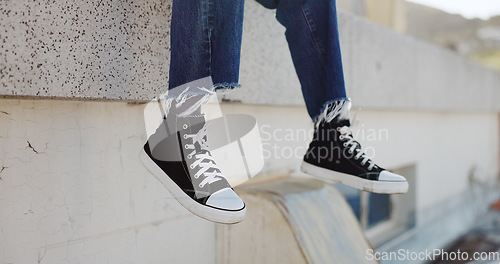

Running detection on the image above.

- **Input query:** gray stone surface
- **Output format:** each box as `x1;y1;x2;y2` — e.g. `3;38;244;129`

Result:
349;17;417;109
228;0;304;107
0;1;499;111
0;0;171;99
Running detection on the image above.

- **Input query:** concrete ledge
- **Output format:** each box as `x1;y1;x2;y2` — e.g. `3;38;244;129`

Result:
220;177;377;264
0;0;499;111
0;0;172;99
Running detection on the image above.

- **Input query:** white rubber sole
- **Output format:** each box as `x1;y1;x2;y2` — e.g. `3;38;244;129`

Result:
139;148;246;224
301;161;409;194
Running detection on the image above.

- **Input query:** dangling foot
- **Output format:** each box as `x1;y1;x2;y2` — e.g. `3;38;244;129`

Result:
141;88;245;224
301;100;409;194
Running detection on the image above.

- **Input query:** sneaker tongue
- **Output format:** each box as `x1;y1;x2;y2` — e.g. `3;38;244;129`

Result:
324;118;351;128
336;119;351;127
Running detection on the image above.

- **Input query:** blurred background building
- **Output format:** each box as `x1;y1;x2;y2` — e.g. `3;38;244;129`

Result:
339;0;500;70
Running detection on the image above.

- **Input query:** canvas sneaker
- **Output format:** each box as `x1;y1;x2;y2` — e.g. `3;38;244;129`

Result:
140;94;246;224
301;101;409;194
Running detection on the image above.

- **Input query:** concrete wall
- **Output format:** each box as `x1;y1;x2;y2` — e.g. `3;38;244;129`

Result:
338;0;410;34
220;178;378;264
0;99;218;263
1;99;498;262
337;0;366;16
1;0;499;263
231;2;500;112
220;103;499;220
1;0;499;113
0;0;172;99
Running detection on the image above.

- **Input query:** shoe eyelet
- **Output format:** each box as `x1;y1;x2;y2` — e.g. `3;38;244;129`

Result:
361;162;366;166
184;145;188;149
343;143;348;147
354;156;359;160
194;175;199;179
336;127;341;131
190;164;194;169
339;135;344;140
183;134;187;139
183;124;188;129
348;150;353;154
187;154;192;159
368;167;372;171
199;184;203;188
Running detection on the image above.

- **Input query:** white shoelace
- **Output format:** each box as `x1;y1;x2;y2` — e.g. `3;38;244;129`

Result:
337;126;375;170
184;123;223;188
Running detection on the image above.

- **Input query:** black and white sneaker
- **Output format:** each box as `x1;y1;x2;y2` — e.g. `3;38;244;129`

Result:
140;95;246;224
301;100;409;194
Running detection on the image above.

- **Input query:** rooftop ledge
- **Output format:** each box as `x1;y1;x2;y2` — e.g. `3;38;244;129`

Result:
0;0;499;112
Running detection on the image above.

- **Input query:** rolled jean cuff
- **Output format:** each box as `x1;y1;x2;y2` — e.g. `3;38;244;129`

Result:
312;97;351;123
214;82;241;95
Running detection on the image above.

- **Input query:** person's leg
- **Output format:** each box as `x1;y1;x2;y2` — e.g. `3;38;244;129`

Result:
168;0;245;91
255;0;408;194
274;0;348;120
141;0;247;224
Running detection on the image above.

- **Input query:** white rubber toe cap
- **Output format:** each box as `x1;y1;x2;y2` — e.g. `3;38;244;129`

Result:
206;188;245;211
378;171;407;182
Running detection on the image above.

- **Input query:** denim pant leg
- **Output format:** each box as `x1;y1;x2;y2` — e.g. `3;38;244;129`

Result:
169;0;245;90
271;0;348;120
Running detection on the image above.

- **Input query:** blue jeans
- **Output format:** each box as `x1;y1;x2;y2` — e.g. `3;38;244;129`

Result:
169;0;348;120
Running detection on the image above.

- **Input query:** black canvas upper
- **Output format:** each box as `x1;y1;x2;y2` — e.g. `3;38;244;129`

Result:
303;119;384;180
144;115;231;205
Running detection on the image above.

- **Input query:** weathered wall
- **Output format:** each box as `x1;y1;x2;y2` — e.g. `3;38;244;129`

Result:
0;99;498;262
1;0;499;263
1;0;499;112
0;99;217;263
0;0;172;99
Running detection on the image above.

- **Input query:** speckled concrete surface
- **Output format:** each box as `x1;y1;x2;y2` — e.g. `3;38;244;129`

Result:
0;0;336;103
0;0;171;100
233;0;304;107
0;0;498;109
